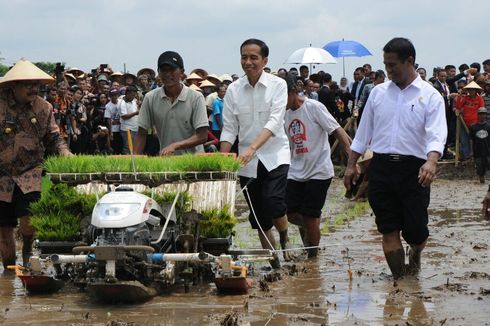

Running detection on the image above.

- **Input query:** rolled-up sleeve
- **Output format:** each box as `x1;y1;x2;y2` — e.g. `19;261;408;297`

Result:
425;92;447;156
220;89;238;144
264;79;287;136
191;93;210;129
350;90;374;155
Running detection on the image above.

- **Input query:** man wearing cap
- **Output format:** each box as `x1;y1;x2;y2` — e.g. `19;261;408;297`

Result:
220;39;292;267
0;59;72;269
470;107;490;183
344;38;447;280
134;51;208;156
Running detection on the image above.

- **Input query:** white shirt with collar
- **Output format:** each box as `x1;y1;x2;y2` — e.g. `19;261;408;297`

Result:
351;75;447;160
221;72;290;178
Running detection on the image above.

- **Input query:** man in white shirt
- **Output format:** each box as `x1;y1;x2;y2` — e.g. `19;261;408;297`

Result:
344;38;447;279
104;88;122;154
119;85;139;154
220;39;292;267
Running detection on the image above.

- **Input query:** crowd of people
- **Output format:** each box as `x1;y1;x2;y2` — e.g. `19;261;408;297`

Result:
1;37;489;280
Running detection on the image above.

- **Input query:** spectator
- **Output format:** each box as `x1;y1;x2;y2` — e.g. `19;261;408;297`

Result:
211;84;227;139
119;85;140;154
455;81;485;161
470;107;490;183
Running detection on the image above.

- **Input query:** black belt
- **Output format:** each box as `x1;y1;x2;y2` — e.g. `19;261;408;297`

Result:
373;153;418;162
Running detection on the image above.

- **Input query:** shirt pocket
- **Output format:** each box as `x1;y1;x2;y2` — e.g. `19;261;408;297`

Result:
238;107;253;126
256;106;270;124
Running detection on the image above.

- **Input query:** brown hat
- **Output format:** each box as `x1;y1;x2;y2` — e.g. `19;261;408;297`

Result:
463;81;483;90
188;84;202;93
122;72;137;80
0;58;54;86
137;68;156;79
206;74;221;84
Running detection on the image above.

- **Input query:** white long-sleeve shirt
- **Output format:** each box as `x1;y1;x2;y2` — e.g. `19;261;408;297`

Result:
221;72;290;178
350;75;447;159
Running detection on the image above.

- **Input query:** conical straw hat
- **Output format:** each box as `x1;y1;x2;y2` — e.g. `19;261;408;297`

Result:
199;79;216;88
463;81;482;90
0;58;54;86
186;72;203;81
189;84;202;92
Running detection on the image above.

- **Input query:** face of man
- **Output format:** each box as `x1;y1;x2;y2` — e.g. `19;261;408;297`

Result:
125;90;136;101
139;76;149;87
110;93;119;103
300;67;309;78
446;67;456;78
217;85;227;99
305;80;314;94
383;52;413;85
484;63;490;74
241;44;268;82
47;89;57;101
12;81;41;104
340;77;347;87
78;80;87;91
73;89;83;102
353;70;364;82
159;65;183;88
417;68;427;80
437;71;447;84
375;75;385;84
363;64;372;75
313;82;320;92
57;83;67;97
102;84;110;94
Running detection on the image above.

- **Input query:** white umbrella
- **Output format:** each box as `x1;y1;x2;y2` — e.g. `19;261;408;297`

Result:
285;47;337;66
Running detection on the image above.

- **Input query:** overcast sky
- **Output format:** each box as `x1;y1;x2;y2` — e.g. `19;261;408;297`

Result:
1;0;489;82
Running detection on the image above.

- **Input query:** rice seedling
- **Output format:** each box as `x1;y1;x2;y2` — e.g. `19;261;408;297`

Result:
44;155;241;174
199;204;238;238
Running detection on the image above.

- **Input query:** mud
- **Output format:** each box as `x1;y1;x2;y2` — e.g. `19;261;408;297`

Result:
1;178;489;325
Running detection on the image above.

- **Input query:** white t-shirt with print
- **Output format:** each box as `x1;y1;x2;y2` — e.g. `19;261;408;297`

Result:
284;98;340;181
118;98;139;132
104;100;121;132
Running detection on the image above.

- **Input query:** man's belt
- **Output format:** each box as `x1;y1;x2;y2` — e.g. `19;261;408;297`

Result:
373;153;418;162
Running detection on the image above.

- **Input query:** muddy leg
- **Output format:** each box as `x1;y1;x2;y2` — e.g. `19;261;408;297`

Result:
273;215;293;261
0;227;16;270
382;231;405;279
19;216;35;267
407;240;426;275
287;212;307;246
303;216;320;258
258;229;280;268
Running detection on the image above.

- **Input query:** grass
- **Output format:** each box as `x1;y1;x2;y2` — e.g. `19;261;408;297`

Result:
321;201;371;235
43;155;241;174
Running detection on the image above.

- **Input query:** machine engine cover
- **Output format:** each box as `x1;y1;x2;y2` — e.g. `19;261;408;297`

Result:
92;191;164;228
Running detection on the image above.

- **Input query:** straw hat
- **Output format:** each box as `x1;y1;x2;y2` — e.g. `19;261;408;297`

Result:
463;81;482;90
66;67;84;77
0;58;54;86
137;68;156;79
189;84;202;93
206;74;221;84
190;68;208;79
199;79;216;88
357;149;373;163
186;72;203;81
122;72;137;80
65;73;77;81
219;74;233;83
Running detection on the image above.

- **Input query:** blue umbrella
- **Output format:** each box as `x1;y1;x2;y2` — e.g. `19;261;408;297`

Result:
323;39;372;77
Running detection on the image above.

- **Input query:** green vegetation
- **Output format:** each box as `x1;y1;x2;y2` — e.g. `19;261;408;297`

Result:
199;205;238;238
321;201;371;234
142;190;193;221
43;155;241;174
30;184;97;241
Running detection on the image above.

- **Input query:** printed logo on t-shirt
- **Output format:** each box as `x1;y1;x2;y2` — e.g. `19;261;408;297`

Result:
288;118;308;154
476;129;488;139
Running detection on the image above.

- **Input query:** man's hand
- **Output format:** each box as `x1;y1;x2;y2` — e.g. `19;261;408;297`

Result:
159;143;178;156
343;164;358;190
238;146;256;166
418;160;437;187
482;191;490;220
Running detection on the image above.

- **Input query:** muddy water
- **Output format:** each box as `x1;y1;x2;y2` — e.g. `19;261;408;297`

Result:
1;179;489;325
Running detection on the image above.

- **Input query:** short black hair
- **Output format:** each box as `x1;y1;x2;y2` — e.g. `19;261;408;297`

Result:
240;38;269;57
354;67;364;73
283;75;296;93
445;65;456;71
459;63;469;71
470;62;481;72
383;37;416;64
321;73;332;83
375;70;385;79
483;59;490;66
300;65;308;71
